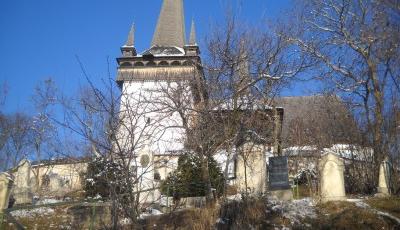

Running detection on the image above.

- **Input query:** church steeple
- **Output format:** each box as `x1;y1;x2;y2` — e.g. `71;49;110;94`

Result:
151;0;186;48
189;19;197;46
121;23;137;57
125;23;135;47
184;19;200;56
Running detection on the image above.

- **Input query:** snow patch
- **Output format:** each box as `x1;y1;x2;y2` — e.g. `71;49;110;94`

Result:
267;198;317;225
139;208;163;219
11;207;55;218
226;194;242;201
35;198;62;205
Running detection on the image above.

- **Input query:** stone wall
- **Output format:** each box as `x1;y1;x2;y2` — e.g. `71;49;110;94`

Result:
11;160;87;202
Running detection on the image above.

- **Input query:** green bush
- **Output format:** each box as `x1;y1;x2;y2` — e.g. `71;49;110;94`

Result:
84;157;130;199
160;154;225;199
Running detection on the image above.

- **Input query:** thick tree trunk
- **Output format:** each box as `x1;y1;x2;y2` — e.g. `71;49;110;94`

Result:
370;64;386;187
201;155;213;203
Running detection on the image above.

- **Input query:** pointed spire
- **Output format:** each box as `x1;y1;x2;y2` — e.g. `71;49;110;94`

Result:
121;23;137;57
125;23;135;47
152;0;186;48
189;19;197;45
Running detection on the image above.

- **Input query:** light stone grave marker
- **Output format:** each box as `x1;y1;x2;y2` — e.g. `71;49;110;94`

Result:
377;158;391;196
0;173;13;213
319;153;346;202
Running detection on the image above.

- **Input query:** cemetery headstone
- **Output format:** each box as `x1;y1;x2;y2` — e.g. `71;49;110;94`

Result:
0;173;13;213
268;156;290;190
377;158;391;196
319;153;346;202
268;156;292;201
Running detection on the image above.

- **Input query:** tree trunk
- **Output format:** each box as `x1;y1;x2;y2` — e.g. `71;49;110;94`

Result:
201;155;213;203
370;63;386;187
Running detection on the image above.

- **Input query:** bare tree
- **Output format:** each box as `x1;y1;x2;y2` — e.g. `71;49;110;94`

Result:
196;13;312;196
30;78;59;196
0;81;7;109
293;0;400;186
0;82;9;168
57;66;168;228
0;113;32;171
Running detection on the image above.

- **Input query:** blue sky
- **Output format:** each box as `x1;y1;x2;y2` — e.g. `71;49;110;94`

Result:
0;0;314;114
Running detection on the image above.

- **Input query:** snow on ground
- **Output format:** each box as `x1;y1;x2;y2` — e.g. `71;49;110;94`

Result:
159;196;174;207
226;194;242;201
267;198;317;225
11;207;55;218
35;198;63;205
139;208;163;219
119;218;132;226
215;218;225;224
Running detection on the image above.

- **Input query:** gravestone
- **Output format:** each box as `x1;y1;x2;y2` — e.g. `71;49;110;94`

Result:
377;158;391;196
0;173;13;212
319;153;346;202
268;156;292;201
13;159;33;204
235;143;267;195
269;156;290;190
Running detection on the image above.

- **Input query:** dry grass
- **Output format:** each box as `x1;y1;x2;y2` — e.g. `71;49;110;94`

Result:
309;201;399;230
216;198;283;229
4;197;400;229
225;185;238;196
3;206;73;230
138;198;278;230
3;203;111;230
366;196;400;219
293;185;313;199
138;205;218;230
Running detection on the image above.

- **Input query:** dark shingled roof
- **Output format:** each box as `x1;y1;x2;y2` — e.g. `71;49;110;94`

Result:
152;0;186;48
275;95;357;147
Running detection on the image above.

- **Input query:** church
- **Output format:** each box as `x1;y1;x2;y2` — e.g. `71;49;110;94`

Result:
9;0;284;205
114;0;285;203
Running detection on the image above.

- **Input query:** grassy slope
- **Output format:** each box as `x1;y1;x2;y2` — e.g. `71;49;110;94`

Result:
3;197;400;229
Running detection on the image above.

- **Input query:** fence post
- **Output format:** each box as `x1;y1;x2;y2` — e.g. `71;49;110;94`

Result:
90;203;96;230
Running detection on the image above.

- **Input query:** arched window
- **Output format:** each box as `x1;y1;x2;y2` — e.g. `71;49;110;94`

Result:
171;61;181;66
183;60;193;66
146;61;156;66
120;62;132;67
159;61;169;66
134;62;144;67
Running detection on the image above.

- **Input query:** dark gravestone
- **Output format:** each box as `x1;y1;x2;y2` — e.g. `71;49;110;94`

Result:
268;156;290;190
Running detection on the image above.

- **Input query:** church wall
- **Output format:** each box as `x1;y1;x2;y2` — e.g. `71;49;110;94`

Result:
120;80;192;154
119;79;194;204
12;162;87;200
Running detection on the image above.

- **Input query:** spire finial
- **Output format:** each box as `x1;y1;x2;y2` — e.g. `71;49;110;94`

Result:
125;23;135;47
152;0;186;47
121;23;137;56
189;18;197;45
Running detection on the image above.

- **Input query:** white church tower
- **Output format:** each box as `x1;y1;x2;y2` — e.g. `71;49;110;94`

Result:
116;0;204;203
116;0;203;160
